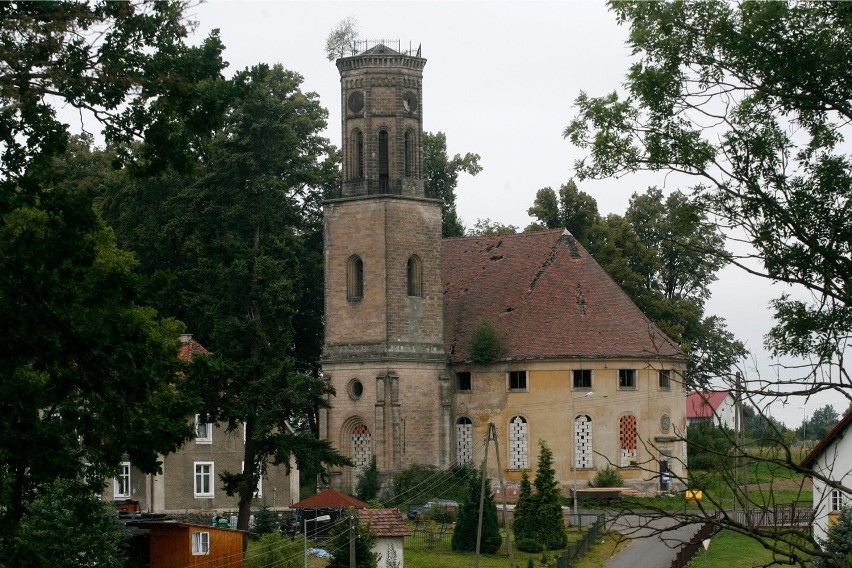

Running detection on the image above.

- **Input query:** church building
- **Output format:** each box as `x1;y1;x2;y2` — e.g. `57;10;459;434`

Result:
320;43;688;496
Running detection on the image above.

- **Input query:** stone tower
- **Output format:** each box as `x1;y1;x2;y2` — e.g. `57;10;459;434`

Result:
320;43;451;492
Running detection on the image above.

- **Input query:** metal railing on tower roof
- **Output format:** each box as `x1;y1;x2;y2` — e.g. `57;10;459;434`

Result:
346;39;422;58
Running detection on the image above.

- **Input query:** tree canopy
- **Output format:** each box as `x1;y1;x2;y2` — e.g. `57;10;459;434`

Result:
565;1;852;561
423;131;482;237
0;0;225;536
566;0;852;399
96;63;350;531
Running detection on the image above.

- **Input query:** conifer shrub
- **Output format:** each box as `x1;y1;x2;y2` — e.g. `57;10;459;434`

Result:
451;466;502;554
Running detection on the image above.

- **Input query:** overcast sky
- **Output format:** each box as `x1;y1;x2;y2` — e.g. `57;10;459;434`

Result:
188;0;838;428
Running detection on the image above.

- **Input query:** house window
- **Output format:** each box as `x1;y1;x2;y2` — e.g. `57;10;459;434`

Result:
378;130;389;190
404;130;414;177
407;255;422;297
574;415;593;469
831;489;846;512
508;415;528;469
195;414;212;444
192;531;210;555
194;462;214;498
351;129;364;178
242;461;262;498
346;255;364;301
618;369;637;389
456;372;472;392
659;370;671;390
619;415;638;467
114;462;130;498
573;370;592;389
508;370;528;391
456;417;473;465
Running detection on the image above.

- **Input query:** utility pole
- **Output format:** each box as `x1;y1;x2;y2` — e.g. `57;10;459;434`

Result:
475;423;515;568
349;513;356;568
474;425;490;568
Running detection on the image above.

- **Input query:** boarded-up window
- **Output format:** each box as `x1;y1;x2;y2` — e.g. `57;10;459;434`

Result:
619;415;637;467
456;417;473;465
509;415;528;469
347;255;364;301
407;255;422;297
574;415;593;469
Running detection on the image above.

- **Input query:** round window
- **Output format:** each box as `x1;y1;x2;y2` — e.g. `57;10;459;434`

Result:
348;379;364;400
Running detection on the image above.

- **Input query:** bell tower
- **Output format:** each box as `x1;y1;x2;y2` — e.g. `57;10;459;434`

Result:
321;42;451;492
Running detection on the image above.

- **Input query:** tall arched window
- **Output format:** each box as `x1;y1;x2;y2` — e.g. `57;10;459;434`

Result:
378;130;389;190
407;255;422;297
404;129;414;177
351;129;364;179
456;417;473;465
619;414;637;467
574;414;593;469
508;415;529;470
347;255;364;301
351;424;372;478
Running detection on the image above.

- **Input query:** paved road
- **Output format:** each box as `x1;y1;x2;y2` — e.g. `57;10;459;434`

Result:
603;514;702;568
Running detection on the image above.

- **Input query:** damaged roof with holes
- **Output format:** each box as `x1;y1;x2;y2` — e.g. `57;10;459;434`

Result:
442;229;684;363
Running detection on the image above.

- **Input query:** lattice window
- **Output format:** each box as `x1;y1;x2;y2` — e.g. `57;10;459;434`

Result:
351;424;372;476
574;415;593;469
619;415;637;467
456;417;473;465
508;415;528;469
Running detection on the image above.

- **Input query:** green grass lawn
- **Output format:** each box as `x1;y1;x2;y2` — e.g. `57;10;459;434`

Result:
689;530;811;567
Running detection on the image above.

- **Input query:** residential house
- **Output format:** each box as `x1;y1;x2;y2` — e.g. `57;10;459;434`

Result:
801;410;852;542
686;390;739;429
105;335;299;514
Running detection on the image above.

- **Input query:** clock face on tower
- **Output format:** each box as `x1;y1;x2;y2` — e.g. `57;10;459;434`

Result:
348;91;364;113
402;91;418;113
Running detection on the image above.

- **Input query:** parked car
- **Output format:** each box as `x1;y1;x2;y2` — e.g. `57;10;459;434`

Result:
407;499;459;520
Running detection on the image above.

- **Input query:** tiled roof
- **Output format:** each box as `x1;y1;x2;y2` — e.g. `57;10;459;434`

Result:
292;488;368;509
442;230;684;363
178;335;210;362
357;508;410;537
686;391;731;418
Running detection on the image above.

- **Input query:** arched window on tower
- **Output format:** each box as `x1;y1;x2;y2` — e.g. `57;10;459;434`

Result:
404;129;415;177
347;255;364;301
351;424;372;480
407;255;422;297
378;130;389;191
508;415;529;470
351;129;364;179
619;414;637;467
456;417;473;465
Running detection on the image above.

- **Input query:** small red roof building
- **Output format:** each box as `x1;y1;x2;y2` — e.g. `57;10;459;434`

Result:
179;334;211;361
686;391;731;419
357;508;411;537
292;488;368;509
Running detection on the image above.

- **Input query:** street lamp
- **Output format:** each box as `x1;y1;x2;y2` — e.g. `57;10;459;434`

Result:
799;406;807;449
304;514;331;568
572;391;594;525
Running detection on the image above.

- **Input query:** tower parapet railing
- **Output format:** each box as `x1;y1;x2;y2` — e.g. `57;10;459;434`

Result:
345;39;422;58
330;178;438;200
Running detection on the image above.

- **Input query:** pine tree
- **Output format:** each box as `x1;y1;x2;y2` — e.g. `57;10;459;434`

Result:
512;471;535;543
813;506;852;568
452;466;502;554
327;515;377;568
356;455;381;502
533;441;567;549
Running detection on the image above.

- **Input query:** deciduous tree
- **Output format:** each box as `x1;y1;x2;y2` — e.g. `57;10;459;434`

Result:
423;132;482;237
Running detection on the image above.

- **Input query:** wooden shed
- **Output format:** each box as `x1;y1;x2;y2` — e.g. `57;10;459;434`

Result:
133;521;247;568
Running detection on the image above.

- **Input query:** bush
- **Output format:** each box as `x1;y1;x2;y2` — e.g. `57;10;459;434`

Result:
516;538;545;553
253;504;278;535
246;532;303;568
452;466;501;554
469;319;505;364
356;455;381;501
589;465;624;488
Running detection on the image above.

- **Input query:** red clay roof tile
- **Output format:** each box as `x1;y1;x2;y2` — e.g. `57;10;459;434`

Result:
442;230;684;363
356;508;411;537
